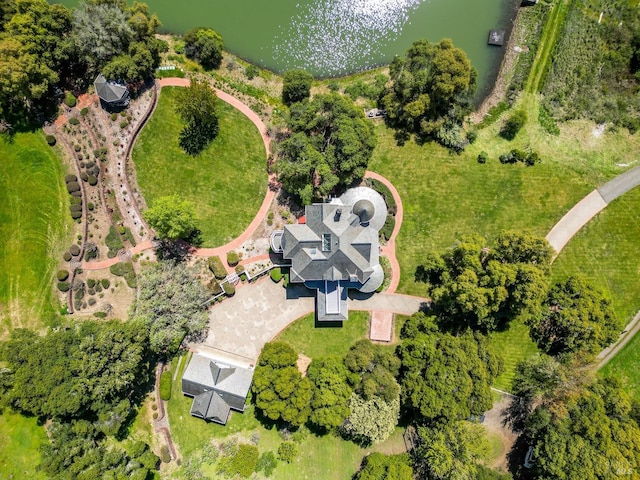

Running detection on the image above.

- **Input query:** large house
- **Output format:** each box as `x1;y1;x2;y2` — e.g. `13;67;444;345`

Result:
181;354;254;424
271;187;386;321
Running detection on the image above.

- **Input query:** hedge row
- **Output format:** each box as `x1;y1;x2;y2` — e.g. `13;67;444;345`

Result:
208;256;227;279
366;178;397;216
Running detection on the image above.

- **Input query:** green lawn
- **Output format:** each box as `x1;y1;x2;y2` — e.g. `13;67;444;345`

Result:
0;132;70;338
274;311;370;358
0;410;48;479
490;320;539;392
132;86;266;247
552;187;640;400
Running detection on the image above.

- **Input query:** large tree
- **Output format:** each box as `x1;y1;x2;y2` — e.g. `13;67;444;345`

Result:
133;260;209;355
397;313;502;424
144;194;200;241
252;342;312;426
276;92;376;204
344;339;400;404
380;38;476;146
341;394;400;445
281;69;313;106
415;232;551;332
307;356;352;431
354;453;413;480
528;275;620;359
175;78;219;155
184;27;223;70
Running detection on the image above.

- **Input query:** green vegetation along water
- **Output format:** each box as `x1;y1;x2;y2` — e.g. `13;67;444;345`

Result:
54;0;517;96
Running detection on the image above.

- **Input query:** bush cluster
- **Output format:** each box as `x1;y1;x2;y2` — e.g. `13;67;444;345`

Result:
105;226;124;258
381;215;395;241
208;256;227;279
64;91;77;108
223;282;235;296
277;442;298;463
499;109;527;140
499;149;541;166
227;251;240;267
68;117;80;126
57;281;70;292
57;270;69;281
365;178;396;216
46;135;56;146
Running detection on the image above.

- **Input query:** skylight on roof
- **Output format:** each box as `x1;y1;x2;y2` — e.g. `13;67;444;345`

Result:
322;233;331;252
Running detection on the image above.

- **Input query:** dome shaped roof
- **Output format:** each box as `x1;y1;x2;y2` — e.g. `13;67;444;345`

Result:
353;199;375;223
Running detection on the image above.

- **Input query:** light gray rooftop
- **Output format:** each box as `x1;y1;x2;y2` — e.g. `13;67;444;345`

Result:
182;353;254;398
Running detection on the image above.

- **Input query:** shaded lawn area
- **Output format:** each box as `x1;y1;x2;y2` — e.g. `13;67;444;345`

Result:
274;310;370;358
552;187;640;400
0;410;48;479
167;352;406;479
0;132;70;338
490;319;539;392
132;86;266;247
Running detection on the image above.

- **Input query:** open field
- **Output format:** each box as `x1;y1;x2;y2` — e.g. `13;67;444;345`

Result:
167;351;406;479
132;87;266;247
0;410;47;479
601;333;640;401
0;132;71;338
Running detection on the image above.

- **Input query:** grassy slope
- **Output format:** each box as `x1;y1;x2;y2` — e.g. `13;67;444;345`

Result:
0;410;47;479
552;187;640;399
0;132;70;338
132;87;266;247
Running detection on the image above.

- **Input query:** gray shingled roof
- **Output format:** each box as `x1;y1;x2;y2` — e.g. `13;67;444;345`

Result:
190;390;231;424
94;74;129;104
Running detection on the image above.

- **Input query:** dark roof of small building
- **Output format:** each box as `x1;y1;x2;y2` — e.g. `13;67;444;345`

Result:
94;74;129;103
488;30;506;46
190;390;231;424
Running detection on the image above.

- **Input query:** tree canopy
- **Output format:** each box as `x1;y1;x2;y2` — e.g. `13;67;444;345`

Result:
307;356;352;431
341;394;400;445
252;342;312;426
175;78;219;155
282;69;313;106
397;313;502;424
344;339;401;404
354;453;413;480
528;275;620;359
133;260;209;355
415;232;552;332
276;92;376;204
380;38;476;146
144;194;200;242
184;26;223;70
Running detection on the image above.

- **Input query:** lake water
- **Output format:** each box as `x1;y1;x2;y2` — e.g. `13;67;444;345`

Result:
55;0;518;96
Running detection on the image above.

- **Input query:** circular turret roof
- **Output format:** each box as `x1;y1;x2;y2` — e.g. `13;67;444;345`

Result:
353;199;375;223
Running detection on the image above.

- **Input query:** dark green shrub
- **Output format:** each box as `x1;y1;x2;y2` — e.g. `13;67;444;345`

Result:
80;107;88;116
88;297;96;306
93;311;107;318
95;283;102;293
64;91;77;108
70;204;82;213
57;281;70;292
46;135;56;146
87;279;96;288
277;442;298;463
245;64;258;80
381;215;395;241
66;181;80;193
87;202;94;211
120;120;129;129
208;279;223;295
270;268;282;283
282;272;289;288
121;227;136;247
63;251;72;261
223;282;235;296
73;144;81;152
101;278;110;289
70;196;82;206
525;151;541;166
466;129;478;144
80;171;89;182
87;166;99;178
160;445;171;463
256;451;277;477
477;151;488;164
227;251;240;266
70;209;82;219
71;190;82;197
235;264;245;274
84;243;98;261
160;371;172;400
69;244;80;256
56;270;69;281
500;109;527;140
88;175;98;186
208;256;227;279
87;288;95;295
110;113;118;121
124;272;136;289
110;261;133;277
366;178;396;216
106;226;124;257
68;117;80;126
65;174;77;183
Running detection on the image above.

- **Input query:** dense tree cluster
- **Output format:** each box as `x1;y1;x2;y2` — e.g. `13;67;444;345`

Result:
184;26;223;70
281;69;313;106
252;342;312;426
276;92;376;204
528;275;620;359
509;358;640;480
0;320;158;477
133;260;209;355
306;356;352;431
174;78;220;155
354;453;413;480
341;394;400;446
416;231;553;332
397;313;503;424
380;38;476;147
0;0;161;124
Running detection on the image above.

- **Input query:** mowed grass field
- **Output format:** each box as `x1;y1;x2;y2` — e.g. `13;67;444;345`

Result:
552;186;640;400
0;410;47;479
132;86;266;247
0;132;70;338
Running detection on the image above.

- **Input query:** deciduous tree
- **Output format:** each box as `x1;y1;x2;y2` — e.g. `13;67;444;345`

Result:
144;194;199;241
341;394;400;445
307;356;352;430
354;453;413;480
184;27;223;70
282;69;313;106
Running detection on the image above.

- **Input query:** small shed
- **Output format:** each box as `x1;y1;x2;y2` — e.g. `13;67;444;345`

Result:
94;74;130;108
488;30;506;46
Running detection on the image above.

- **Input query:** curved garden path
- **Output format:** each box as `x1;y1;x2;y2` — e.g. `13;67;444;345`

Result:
543;164;640;369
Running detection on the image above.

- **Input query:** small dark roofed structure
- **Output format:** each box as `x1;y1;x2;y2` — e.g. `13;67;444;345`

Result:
94;74;130;108
181;354;253;425
488;30;506;46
